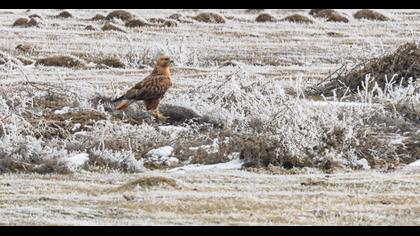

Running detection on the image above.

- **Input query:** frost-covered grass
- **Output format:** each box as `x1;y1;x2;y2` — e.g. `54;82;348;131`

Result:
0;9;419;174
0;9;420;226
0;169;419;225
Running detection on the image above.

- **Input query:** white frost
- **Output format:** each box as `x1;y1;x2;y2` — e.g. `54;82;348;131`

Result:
66;153;89;169
169;158;243;173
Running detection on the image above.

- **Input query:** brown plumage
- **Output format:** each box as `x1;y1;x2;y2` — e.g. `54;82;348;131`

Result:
112;55;174;121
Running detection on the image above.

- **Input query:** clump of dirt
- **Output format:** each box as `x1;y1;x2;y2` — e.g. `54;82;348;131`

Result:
353;9;389;21
255;13;276;22
35;55;85;68
105;10;134;22
94;57;125;68
161;20;177;27
101;22;126;33
312;43;420;97
125;19;151;28
12;18;38;27
115;176;177;191
309;9;349;23
90;14;106;21
281;14;313;23
192;12;226;23
84;25;97;31
56;11;72;18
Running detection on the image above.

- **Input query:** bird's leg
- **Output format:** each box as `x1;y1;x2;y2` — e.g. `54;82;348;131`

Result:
150;109;168;122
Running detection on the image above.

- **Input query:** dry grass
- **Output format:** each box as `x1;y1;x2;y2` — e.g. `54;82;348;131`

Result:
90;14;106;21
255;13;276;22
35;55;85;68
125;19;151;28
0;170;418;225
281;14;313;24
105;10;134;22
354;10;389;21
114;176;177;191
312;43;420;96
101;22;126;33
56;11;72;18
309;9;349;23
84;25;97;31
192;12;225;24
12;18;38;27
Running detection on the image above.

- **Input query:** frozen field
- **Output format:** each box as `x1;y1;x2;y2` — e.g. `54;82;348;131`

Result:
0;9;419;225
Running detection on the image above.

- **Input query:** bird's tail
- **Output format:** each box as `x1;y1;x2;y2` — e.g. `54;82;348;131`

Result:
112;95;130;110
115;100;130;110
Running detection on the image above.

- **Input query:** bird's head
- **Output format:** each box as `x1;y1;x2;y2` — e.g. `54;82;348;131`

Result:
156;55;174;68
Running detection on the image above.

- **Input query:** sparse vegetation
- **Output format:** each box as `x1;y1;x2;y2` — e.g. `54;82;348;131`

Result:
105;10;134;22
281;14;313;24
101;22;126;32
354;9;389;21
255;13;276;22
192;12;225;23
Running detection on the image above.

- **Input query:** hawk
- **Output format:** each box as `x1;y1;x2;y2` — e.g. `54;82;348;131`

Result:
112;55;174;121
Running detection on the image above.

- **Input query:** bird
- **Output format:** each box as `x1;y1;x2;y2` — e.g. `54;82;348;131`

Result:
112;55;174;122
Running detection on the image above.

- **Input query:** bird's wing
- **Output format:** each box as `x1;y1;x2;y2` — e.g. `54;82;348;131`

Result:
123;74;171;101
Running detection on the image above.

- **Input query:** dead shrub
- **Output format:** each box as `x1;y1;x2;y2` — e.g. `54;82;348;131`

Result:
35;55;85;68
101;22;126;33
56;11;72;18
354;9;389;21
192;12;226;23
312;43;420;96
90;14;106;21
281;14;313;23
125;19;151;28
33;92;73;110
105;10;134;22
12;18;38;27
255;13;276;22
309;9;349;23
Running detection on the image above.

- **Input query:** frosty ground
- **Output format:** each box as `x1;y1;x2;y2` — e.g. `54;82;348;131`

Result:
0;9;419;225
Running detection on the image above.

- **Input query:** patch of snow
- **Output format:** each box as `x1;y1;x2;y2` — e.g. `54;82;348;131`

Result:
356;158;370;170
65;153;89;170
146;146;178;166
54;106;71;114
189;138;219;154
404;159;420;171
71;123;81;131
146;146;174;158
169;158;243;173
